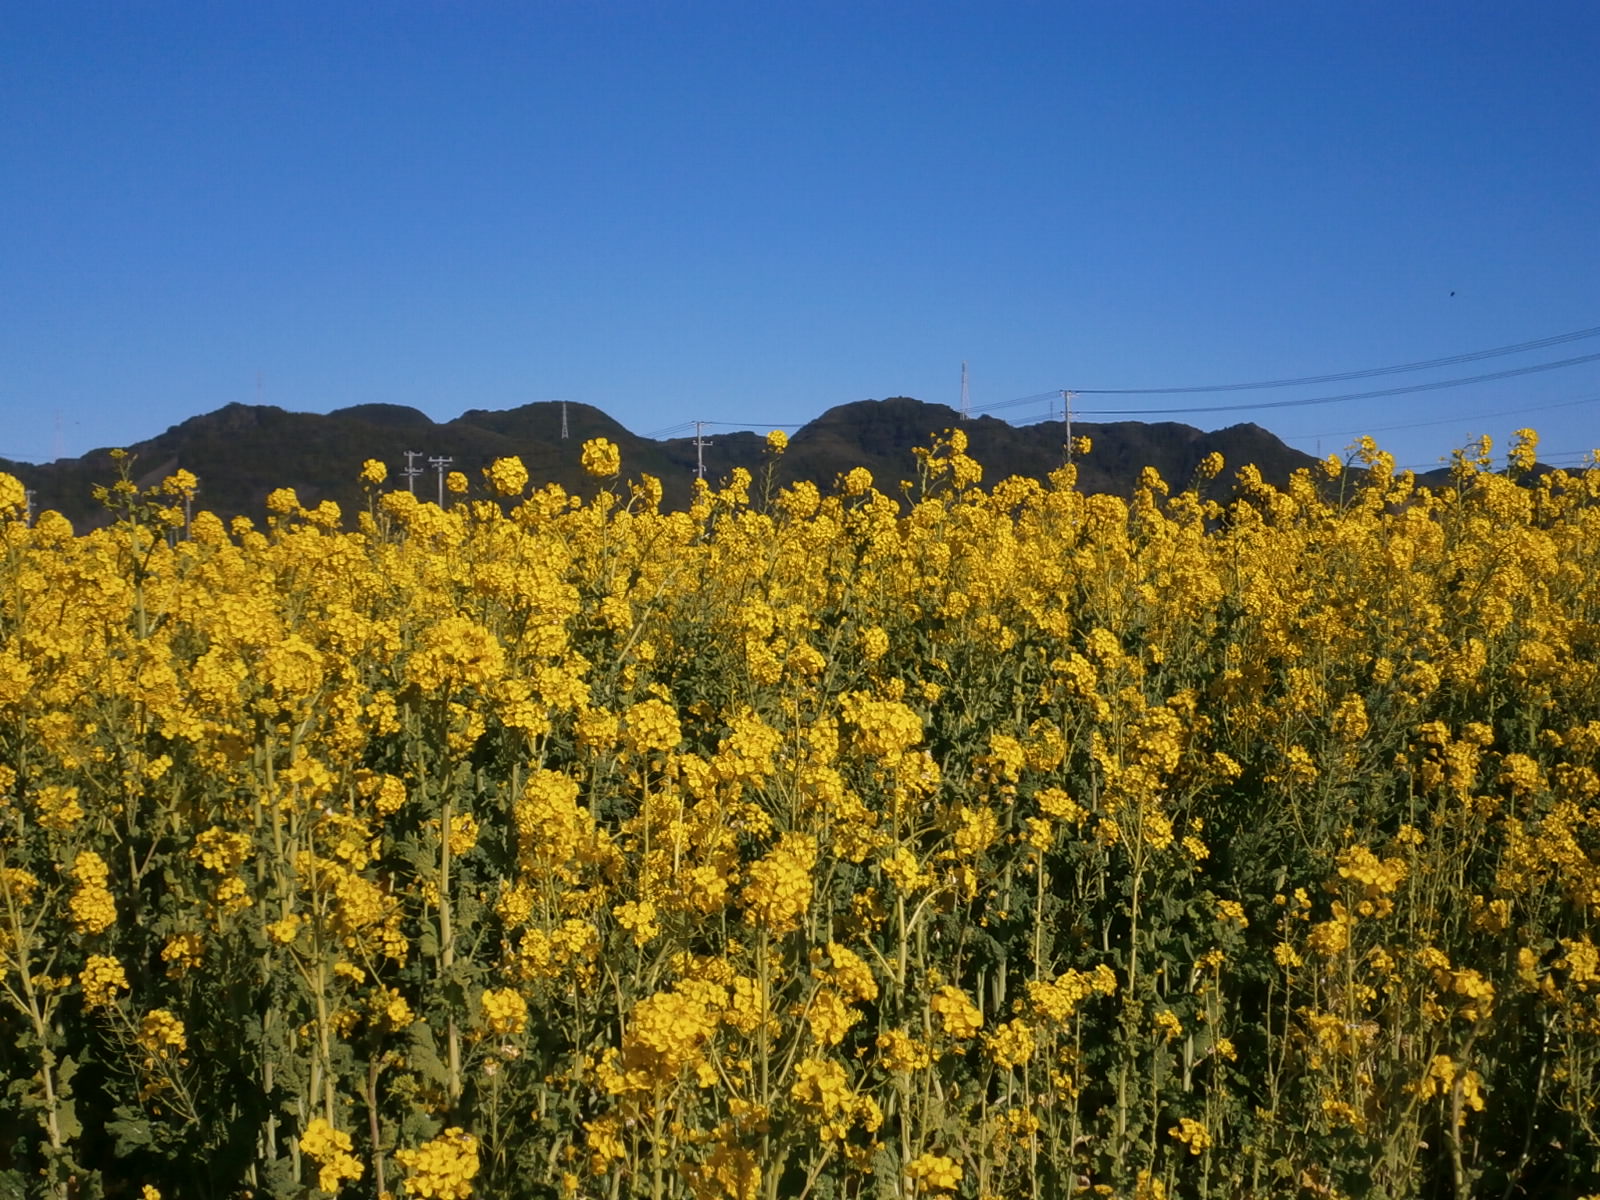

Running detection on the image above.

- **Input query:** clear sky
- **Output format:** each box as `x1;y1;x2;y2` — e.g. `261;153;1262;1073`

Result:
4;2;1598;475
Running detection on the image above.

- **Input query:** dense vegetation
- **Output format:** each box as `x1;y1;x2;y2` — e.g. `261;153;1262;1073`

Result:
0;428;1595;1199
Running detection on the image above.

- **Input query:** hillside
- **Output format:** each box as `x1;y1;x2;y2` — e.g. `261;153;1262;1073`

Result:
1;397;1324;526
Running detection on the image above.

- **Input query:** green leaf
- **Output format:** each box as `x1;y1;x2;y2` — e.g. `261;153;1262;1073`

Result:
56;1096;81;1143
108;1105;154;1154
405;1021;449;1087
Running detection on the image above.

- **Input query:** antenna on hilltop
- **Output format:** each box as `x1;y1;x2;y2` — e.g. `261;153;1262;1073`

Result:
960;362;970;420
561;400;569;441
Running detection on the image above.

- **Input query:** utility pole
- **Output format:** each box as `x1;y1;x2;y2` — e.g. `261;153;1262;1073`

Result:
960;362;970;420
1063;390;1075;463
692;422;713;481
23;490;35;527
403;451;425;494
429;455;453;507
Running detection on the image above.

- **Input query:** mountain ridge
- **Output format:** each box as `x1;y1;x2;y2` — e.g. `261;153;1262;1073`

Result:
2;396;1333;527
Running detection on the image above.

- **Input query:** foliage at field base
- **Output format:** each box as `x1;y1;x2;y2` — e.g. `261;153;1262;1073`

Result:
0;428;1597;1200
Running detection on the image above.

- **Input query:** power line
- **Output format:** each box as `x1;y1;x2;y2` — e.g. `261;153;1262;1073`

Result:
1284;394;1600;444
1074;323;1600;395
970;391;1061;416
1073;351;1600;417
697;420;807;430
645;421;696;439
623;326;1600;446
1393;452;1597;474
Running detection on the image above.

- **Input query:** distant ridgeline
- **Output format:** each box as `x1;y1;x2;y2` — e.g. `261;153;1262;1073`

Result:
0;396;1332;527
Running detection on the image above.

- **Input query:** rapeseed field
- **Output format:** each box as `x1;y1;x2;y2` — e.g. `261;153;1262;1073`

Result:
0;428;1596;1199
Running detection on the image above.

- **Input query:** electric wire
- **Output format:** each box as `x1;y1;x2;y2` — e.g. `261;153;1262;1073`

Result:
1283;394;1600;445
1073;351;1600;417
969;391;1061;416
1394;453;1595;474
639;325;1600;465
698;420;807;430
644;421;696;439
1074;323;1600;394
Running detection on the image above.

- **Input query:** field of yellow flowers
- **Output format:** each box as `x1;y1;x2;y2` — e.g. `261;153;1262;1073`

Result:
0;427;1597;1200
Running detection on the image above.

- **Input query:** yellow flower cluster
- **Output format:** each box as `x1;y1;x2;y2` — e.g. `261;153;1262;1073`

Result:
395;1127;480;1199
839;691;924;765
580;437;621;478
484;456;529;497
192;827;252;873
1416;1055;1486;1118
80;954;128;1009
929;985;983;1040
299;1117;365;1193
479;986;528;1035
619;987;719;1080
161;932;204;977
789;1056;881;1141
876;1027;933;1073
1169;1117;1212;1155
33;784;83;831
1026;966;1118;1025
741;833;816;934
139;1008;187;1059
70;851;117;935
904;1152;962;1192
985;1017;1036;1068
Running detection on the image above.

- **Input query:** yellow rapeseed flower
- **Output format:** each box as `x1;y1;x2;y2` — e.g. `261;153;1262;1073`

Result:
581;437;621;478
395;1127;479;1199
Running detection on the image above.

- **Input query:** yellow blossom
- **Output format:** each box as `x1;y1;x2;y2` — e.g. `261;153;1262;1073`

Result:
80;954;129;1009
581;437;621;478
904;1153;962;1192
475;986;526;1036
395;1127;480;1199
300;1117;365;1193
930;985;983;1039
1169;1117;1212;1155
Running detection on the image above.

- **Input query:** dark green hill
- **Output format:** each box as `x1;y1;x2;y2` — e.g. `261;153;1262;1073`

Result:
3;396;1329;528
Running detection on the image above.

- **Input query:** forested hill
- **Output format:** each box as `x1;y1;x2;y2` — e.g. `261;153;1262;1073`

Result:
2;396;1324;526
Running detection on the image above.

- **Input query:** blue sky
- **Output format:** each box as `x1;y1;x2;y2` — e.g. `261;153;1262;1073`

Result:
4;2;1597;474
